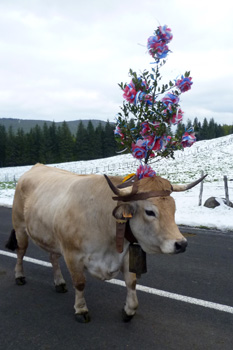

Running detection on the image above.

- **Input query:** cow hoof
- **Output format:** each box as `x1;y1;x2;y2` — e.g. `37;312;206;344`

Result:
55;283;68;293
75;312;91;323
122;309;134;322
15;277;26;286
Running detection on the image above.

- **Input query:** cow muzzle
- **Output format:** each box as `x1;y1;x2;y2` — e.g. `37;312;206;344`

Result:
174;239;188;254
160;238;188;254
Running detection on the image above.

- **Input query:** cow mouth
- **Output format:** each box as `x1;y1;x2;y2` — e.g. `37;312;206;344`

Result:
141;245;163;254
155;239;188;255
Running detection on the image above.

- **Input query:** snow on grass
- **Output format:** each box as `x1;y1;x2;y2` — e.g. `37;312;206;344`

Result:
0;134;233;231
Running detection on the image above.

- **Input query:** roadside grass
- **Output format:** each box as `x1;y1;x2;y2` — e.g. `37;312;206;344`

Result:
0;182;16;190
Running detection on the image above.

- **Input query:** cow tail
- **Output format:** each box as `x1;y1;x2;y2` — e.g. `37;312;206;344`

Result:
5;229;18;251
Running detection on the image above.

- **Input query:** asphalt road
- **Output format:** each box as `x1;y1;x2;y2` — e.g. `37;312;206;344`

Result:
0;206;233;350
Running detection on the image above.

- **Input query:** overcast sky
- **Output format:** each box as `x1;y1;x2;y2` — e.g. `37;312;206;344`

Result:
0;0;232;125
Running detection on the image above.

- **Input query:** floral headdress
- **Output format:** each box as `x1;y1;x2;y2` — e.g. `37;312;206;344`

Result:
114;25;195;180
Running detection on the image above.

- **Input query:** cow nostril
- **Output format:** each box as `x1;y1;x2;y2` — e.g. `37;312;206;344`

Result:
175;240;188;254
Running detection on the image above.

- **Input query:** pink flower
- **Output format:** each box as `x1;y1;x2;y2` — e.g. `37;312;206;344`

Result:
157;25;173;43
152;135;171;152
123;80;153;105
161;93;179;108
181;130;196;148
140;122;151;136
123;81;137;103
147;38;169;61
175;76;193;93
147;25;172;61
144;135;156;148
114;125;124;140
140;121;160;137
136;164;156;180
169;109;184;125
131;139;148;159
135;91;153;105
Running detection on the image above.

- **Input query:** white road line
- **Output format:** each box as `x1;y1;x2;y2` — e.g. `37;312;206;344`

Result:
1;249;233;315
0;250;52;267
107;279;233;314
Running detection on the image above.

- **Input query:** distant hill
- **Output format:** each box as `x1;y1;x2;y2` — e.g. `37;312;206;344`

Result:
0;118;110;135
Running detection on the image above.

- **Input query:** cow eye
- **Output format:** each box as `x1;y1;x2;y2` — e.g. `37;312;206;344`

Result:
145;210;156;217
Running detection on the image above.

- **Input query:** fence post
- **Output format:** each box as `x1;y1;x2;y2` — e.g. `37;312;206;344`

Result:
198;170;204;206
224;175;230;206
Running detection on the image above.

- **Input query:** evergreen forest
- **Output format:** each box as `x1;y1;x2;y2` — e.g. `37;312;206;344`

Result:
0;117;232;168
0;120;117;167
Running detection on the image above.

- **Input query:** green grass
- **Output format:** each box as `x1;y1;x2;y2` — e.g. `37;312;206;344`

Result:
198;225;211;230
0;181;16;190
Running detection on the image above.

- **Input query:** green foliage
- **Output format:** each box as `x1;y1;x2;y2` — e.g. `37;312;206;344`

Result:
115;27;194;165
0;118;107;135
0;117;232;168
0;181;16;190
0;121;118;167
175;117;233;141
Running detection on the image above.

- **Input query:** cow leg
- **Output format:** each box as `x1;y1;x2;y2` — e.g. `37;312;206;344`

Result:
49;253;67;293
63;251;90;323
15;228;28;285
121;252;138;322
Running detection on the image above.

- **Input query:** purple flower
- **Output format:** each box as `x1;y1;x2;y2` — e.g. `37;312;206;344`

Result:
168;109;184;125
147;25;172;62
131;139;148;159
123;81;137;103
147;37;169;61
136;164;156;180
176;76;193;93
161;93;179;109
181;128;196;147
156;25;173;43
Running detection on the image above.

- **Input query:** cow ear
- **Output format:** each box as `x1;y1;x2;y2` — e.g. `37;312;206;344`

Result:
112;203;135;220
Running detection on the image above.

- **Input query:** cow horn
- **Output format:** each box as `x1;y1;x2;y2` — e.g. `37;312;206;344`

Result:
172;174;208;192
104;175;138;197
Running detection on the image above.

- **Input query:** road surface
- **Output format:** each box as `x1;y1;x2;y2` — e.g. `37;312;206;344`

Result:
0;206;233;350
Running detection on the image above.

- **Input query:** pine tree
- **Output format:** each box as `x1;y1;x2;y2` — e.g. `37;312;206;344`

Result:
14;128;26;165
86;121;96;159
42;123;54;164
175;122;185;138
102;120;117;158
5;126;17;166
49;122;60;163
58;121;74;162
27;125;44;164
74;121;89;160
94;123;104;159
200;118;209;140
193;117;201;140
0;125;7;167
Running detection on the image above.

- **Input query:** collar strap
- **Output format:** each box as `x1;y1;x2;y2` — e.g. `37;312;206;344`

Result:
115;220;137;253
112;190;171;202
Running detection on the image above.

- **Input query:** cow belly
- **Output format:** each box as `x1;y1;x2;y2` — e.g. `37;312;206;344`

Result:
84;253;124;280
25;226;61;255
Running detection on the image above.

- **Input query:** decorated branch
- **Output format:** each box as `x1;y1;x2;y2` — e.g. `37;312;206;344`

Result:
114;25;195;178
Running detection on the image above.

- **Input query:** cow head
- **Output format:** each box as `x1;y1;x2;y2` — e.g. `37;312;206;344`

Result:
105;174;207;255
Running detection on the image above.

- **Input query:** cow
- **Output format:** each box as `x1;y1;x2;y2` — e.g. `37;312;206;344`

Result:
5;163;206;323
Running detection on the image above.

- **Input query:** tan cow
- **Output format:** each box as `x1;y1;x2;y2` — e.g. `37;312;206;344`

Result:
6;163;206;323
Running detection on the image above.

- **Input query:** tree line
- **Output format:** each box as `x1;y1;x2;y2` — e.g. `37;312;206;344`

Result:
0;117;232;168
0;120;117;167
176;117;233;141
